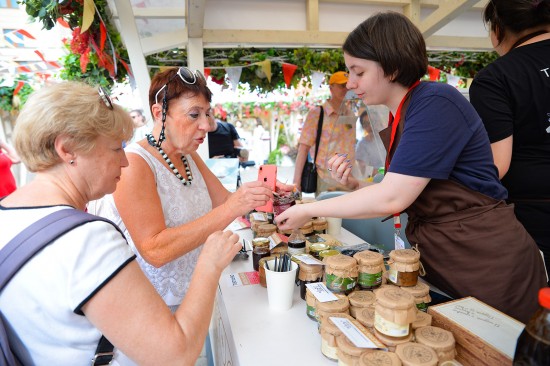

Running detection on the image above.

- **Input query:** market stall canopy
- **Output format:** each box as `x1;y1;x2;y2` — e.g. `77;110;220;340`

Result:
105;0;491;111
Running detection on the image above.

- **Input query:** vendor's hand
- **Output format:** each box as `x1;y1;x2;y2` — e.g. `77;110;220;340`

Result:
275;180;295;193
327;153;356;188
225;180;273;216
273;203;312;231
200;230;241;273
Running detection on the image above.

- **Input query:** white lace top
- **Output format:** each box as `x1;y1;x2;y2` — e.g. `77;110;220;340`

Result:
89;143;213;306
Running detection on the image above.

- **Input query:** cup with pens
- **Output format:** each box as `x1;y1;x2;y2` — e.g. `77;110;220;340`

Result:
264;253;298;311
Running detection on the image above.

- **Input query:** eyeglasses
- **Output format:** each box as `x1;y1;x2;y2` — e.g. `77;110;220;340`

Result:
98;86;113;110
154;67;206;104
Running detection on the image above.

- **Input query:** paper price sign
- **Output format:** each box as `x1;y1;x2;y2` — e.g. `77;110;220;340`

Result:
330;317;380;348
293;254;324;265
305;282;338;302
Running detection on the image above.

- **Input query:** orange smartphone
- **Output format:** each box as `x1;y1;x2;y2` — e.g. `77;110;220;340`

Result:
255;164;277;212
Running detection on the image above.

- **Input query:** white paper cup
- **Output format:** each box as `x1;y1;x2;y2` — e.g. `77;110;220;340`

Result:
327;217;342;235
264;259;298;311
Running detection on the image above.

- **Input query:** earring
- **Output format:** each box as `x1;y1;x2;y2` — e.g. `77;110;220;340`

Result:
70;160;74;165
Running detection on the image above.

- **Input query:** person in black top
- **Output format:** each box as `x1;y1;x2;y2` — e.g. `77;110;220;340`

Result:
470;0;550;282
208;119;248;162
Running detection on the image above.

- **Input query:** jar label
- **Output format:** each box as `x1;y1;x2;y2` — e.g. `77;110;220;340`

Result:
387;268;398;284
374;312;410;337
358;271;382;287
325;273;357;292
306;305;316;319
416;302;428;312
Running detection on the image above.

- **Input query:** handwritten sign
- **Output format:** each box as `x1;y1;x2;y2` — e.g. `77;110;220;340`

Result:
330;317;381;348
305;282;338;302
431;297;524;358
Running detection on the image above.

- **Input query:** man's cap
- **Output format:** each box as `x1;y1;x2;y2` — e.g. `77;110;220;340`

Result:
329;71;349;85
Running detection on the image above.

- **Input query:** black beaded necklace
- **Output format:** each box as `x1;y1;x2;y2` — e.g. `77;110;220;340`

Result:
146;134;193;186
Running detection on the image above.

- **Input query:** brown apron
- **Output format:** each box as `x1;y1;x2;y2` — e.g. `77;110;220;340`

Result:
379;92;547;323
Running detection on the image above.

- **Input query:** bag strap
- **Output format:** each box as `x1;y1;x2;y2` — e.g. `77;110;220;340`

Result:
312;106;324;165
0;208;118;366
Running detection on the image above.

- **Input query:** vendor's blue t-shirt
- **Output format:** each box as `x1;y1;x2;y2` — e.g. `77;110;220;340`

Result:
388;82;507;200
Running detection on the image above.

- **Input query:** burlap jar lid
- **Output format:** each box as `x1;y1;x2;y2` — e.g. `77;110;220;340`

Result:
412;311;432;329
252;237;270;248
356;307;375;328
299;261;324;273
257;223;277;235
312;217;328;230
336;330;385;357
300;220;314;235
376;287;416;310
395;342;439;366
348;290;376;307
320;313;354;335
400;282;429;297
414;326;455;353
354;250;384;265
389;249;420;263
317;295;350;313
325;253;357;270
374;328;413;347
359;350;402;366
298;262;323;281
373;284;395;297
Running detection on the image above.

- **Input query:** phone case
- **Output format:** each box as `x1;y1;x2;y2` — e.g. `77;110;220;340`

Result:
255;164;277;212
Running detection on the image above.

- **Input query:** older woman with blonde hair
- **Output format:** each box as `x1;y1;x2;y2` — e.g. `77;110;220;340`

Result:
0;81;241;365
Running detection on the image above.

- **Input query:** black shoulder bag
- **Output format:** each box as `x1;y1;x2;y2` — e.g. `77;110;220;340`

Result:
301;106;324;193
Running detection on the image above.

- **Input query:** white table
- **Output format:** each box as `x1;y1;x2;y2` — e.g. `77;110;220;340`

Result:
209;227;365;366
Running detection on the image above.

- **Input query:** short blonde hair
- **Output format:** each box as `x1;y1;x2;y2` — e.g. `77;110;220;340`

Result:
13;81;134;172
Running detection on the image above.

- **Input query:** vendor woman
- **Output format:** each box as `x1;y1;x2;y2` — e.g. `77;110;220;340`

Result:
275;11;547;323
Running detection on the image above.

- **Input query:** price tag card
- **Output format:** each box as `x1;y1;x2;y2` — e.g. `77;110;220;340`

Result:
305;282;338;302
293;254;324;265
394;234;405;250
251;212;268;221
228;220;249;231
226;272;260;287
329;317;381;348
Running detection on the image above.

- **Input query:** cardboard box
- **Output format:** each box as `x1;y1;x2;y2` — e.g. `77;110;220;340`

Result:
428;297;524;366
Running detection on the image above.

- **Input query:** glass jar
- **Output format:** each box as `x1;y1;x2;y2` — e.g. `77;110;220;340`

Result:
300;220;314;238
412;310;432;330
359;351;402;366
316;295;350;326
324;254;358;295
312;217;328;234
374;287;416;342
256;223;277;239
400;281;431;312
273;191;296;217
309;243;331;260
252;246;270;271
319;313;352;361
305;287;318;321
298;262;324;300
348;290;376;318
258;255;276;288
387;249;421;287
251;237;270;251
355;307;375;331
319;249;340;261
288;229;306;256
395;342;438;366
353;250;384;290
414;326;456;363
336;326;385;366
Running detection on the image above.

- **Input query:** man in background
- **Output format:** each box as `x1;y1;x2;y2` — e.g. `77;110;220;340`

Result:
208;118;249;163
293;71;356;195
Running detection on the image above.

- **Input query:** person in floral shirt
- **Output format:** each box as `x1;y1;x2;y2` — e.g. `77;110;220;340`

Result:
293;71;356;195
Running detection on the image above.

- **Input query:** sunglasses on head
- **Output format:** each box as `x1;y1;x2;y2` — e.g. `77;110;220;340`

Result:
154;67;206;104
98;86;114;110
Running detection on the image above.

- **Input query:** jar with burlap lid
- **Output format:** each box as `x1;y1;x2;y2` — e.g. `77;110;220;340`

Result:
258;255;276;288
359;350;403;366
336;324;386;366
305;287;318;321
374;287;417;341
400;282;431;312
320;313;353;361
316;294;350;326
354;250;385;290
298;262;324;300
300;220;314;237
348;290;376;318
356;307;375;331
324;254;358;295
256;223;277;238
387;249;421;287
395;342;439;366
412;310;432;329
250;217;268;237
312;217;328;234
414;326;456;364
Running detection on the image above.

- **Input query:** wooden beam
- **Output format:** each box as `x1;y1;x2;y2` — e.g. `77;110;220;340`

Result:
426;35;492;51
419;0;480;38
188;0;206;38
110;7;185;19
202;29;347;47
404;0;421;22
306;0;319;31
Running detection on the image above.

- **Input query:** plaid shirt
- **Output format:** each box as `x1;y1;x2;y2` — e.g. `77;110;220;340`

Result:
299;100;356;193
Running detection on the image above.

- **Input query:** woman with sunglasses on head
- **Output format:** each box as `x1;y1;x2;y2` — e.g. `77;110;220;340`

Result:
0;81;242;365
469;0;550;283
275;11;547;323
89;67;292;313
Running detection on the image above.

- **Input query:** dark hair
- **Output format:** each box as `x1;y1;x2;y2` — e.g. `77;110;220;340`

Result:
484;0;550;43
343;11;428;88
148;67;212;115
